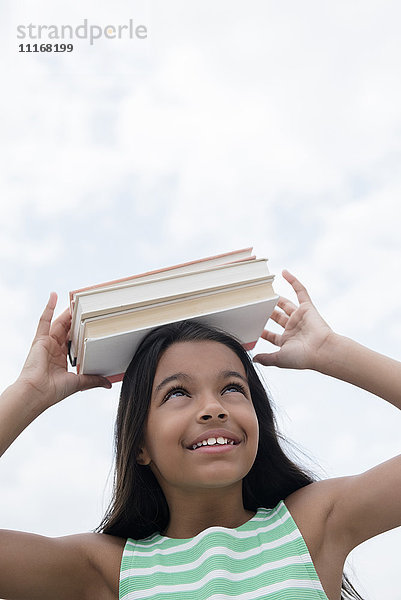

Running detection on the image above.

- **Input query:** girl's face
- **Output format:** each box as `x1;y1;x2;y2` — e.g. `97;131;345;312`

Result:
137;340;259;500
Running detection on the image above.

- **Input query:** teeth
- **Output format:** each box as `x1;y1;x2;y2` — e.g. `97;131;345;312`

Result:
191;437;236;449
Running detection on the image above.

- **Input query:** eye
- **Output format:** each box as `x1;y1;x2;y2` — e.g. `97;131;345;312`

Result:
223;382;247;395
163;386;189;402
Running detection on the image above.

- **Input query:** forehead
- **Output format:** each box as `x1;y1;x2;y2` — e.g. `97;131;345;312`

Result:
154;340;246;379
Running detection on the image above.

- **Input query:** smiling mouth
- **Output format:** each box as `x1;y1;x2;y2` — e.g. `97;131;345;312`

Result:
188;441;240;452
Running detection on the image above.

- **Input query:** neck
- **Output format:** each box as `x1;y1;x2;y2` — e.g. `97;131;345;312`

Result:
161;482;256;539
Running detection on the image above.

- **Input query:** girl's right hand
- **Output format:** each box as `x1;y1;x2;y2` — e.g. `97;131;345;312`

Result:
16;292;112;409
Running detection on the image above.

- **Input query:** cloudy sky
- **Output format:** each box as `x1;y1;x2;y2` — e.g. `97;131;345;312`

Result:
1;1;401;598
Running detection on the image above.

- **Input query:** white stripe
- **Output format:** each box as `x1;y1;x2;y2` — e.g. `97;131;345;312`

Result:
121;574;326;600
121;529;303;579
120;502;329;600
127;505;281;550
124;508;292;558
121;549;311;578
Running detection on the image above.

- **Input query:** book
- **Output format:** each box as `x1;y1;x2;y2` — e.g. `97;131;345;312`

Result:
69;247;255;361
69;247;254;303
69;248;279;382
75;279;275;373
70;258;269;361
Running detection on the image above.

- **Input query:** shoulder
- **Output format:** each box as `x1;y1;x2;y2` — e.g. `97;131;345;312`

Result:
284;480;350;599
284;479;340;556
285;478;340;516
287;455;401;555
0;529;127;600
77;532;127;598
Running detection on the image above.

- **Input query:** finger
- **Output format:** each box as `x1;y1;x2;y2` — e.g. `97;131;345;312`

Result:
50;308;72;346
77;374;112;392
282;270;312;304
35;292;58;338
277;296;297;316
260;329;282;347
269;308;289;329
61;340;70;357
253;351;281;367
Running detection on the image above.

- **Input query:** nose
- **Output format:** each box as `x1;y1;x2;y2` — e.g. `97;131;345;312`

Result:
196;393;228;422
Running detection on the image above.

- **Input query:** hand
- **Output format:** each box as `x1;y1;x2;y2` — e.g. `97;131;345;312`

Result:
17;292;112;409
253;270;334;371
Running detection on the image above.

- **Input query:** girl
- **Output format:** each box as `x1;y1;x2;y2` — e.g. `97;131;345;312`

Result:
0;270;399;600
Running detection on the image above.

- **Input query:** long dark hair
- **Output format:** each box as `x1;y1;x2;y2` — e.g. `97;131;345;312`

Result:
95;320;363;599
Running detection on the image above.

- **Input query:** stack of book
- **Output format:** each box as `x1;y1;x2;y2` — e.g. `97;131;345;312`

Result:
68;248;279;382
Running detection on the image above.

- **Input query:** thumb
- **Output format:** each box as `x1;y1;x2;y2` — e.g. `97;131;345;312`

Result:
253;352;281;367
77;374;112;392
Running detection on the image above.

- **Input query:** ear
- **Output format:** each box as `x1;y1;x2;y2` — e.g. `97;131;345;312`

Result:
136;446;152;466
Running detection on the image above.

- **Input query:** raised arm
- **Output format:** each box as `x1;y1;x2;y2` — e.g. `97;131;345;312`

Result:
0;292;111;457
0;294;113;599
254;270;401;551
254;269;401;410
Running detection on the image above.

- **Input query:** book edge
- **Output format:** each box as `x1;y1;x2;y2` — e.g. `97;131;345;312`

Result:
69;248;254;302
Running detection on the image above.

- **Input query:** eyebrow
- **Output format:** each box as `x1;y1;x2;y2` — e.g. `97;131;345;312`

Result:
221;370;249;385
154;372;191;394
154;370;249;395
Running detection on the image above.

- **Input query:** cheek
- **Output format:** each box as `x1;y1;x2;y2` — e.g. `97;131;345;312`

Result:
244;401;259;432
144;418;181;463
246;409;260;455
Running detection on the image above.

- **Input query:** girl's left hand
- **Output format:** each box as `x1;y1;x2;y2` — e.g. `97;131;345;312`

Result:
253;270;335;371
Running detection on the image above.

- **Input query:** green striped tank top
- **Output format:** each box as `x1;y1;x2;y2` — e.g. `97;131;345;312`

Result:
119;499;329;599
